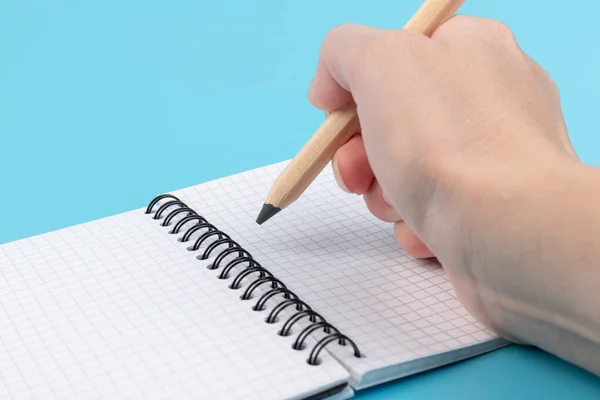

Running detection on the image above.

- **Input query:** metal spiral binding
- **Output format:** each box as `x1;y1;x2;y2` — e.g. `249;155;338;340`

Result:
145;193;361;366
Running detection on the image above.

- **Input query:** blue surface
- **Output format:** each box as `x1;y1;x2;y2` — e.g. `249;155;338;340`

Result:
1;0;600;398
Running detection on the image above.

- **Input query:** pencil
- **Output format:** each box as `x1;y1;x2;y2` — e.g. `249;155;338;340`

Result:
256;0;466;225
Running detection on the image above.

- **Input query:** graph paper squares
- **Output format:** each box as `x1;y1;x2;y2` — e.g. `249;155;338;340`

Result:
172;161;501;385
0;160;502;399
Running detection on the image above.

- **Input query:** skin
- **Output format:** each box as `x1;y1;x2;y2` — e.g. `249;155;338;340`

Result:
308;16;600;376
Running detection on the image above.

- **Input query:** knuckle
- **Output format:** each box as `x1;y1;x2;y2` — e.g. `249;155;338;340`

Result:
361;30;424;70
544;73;562;103
524;55;561;102
431;14;469;39
370;30;419;54
322;23;352;51
321;23;388;83
435;16;518;49
484;20;517;45
540;67;560;95
327;22;354;35
321;23;361;57
326;23;357;40
537;64;557;87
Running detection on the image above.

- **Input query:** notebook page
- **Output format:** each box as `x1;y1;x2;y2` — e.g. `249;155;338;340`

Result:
0;208;351;399
171;161;508;389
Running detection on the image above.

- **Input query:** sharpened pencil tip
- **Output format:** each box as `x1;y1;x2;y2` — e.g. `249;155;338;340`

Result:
256;204;281;225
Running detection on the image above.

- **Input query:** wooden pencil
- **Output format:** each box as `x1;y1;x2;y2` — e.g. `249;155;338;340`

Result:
256;0;466;225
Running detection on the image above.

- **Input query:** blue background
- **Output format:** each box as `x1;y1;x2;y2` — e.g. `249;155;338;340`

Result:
2;0;600;398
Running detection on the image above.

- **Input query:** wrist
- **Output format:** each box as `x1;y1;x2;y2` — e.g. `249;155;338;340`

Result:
469;159;600;374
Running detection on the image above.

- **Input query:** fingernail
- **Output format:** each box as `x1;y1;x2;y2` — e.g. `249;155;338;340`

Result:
332;158;351;193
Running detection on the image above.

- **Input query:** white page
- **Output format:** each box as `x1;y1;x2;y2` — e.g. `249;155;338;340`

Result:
0;206;351;399
170;161;508;389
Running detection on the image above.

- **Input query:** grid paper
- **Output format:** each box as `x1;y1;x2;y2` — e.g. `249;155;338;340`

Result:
0;206;351;399
170;160;507;389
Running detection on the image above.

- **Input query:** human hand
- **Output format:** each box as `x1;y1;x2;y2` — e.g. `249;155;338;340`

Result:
308;16;578;332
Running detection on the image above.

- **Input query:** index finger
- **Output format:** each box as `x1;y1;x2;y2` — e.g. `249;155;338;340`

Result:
307;24;382;112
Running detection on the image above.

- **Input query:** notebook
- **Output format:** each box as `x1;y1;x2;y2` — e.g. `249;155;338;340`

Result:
0;160;508;399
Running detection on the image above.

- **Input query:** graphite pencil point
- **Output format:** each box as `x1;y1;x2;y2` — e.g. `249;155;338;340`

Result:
256;204;281;225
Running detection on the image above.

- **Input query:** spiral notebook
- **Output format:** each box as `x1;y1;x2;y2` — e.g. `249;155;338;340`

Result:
0;160;507;399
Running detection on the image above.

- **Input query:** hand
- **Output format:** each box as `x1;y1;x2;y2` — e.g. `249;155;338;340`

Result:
308;17;580;335
310;16;576;261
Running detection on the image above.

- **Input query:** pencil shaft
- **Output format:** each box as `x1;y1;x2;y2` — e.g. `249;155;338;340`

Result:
266;102;359;209
404;0;465;35
258;0;466;223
